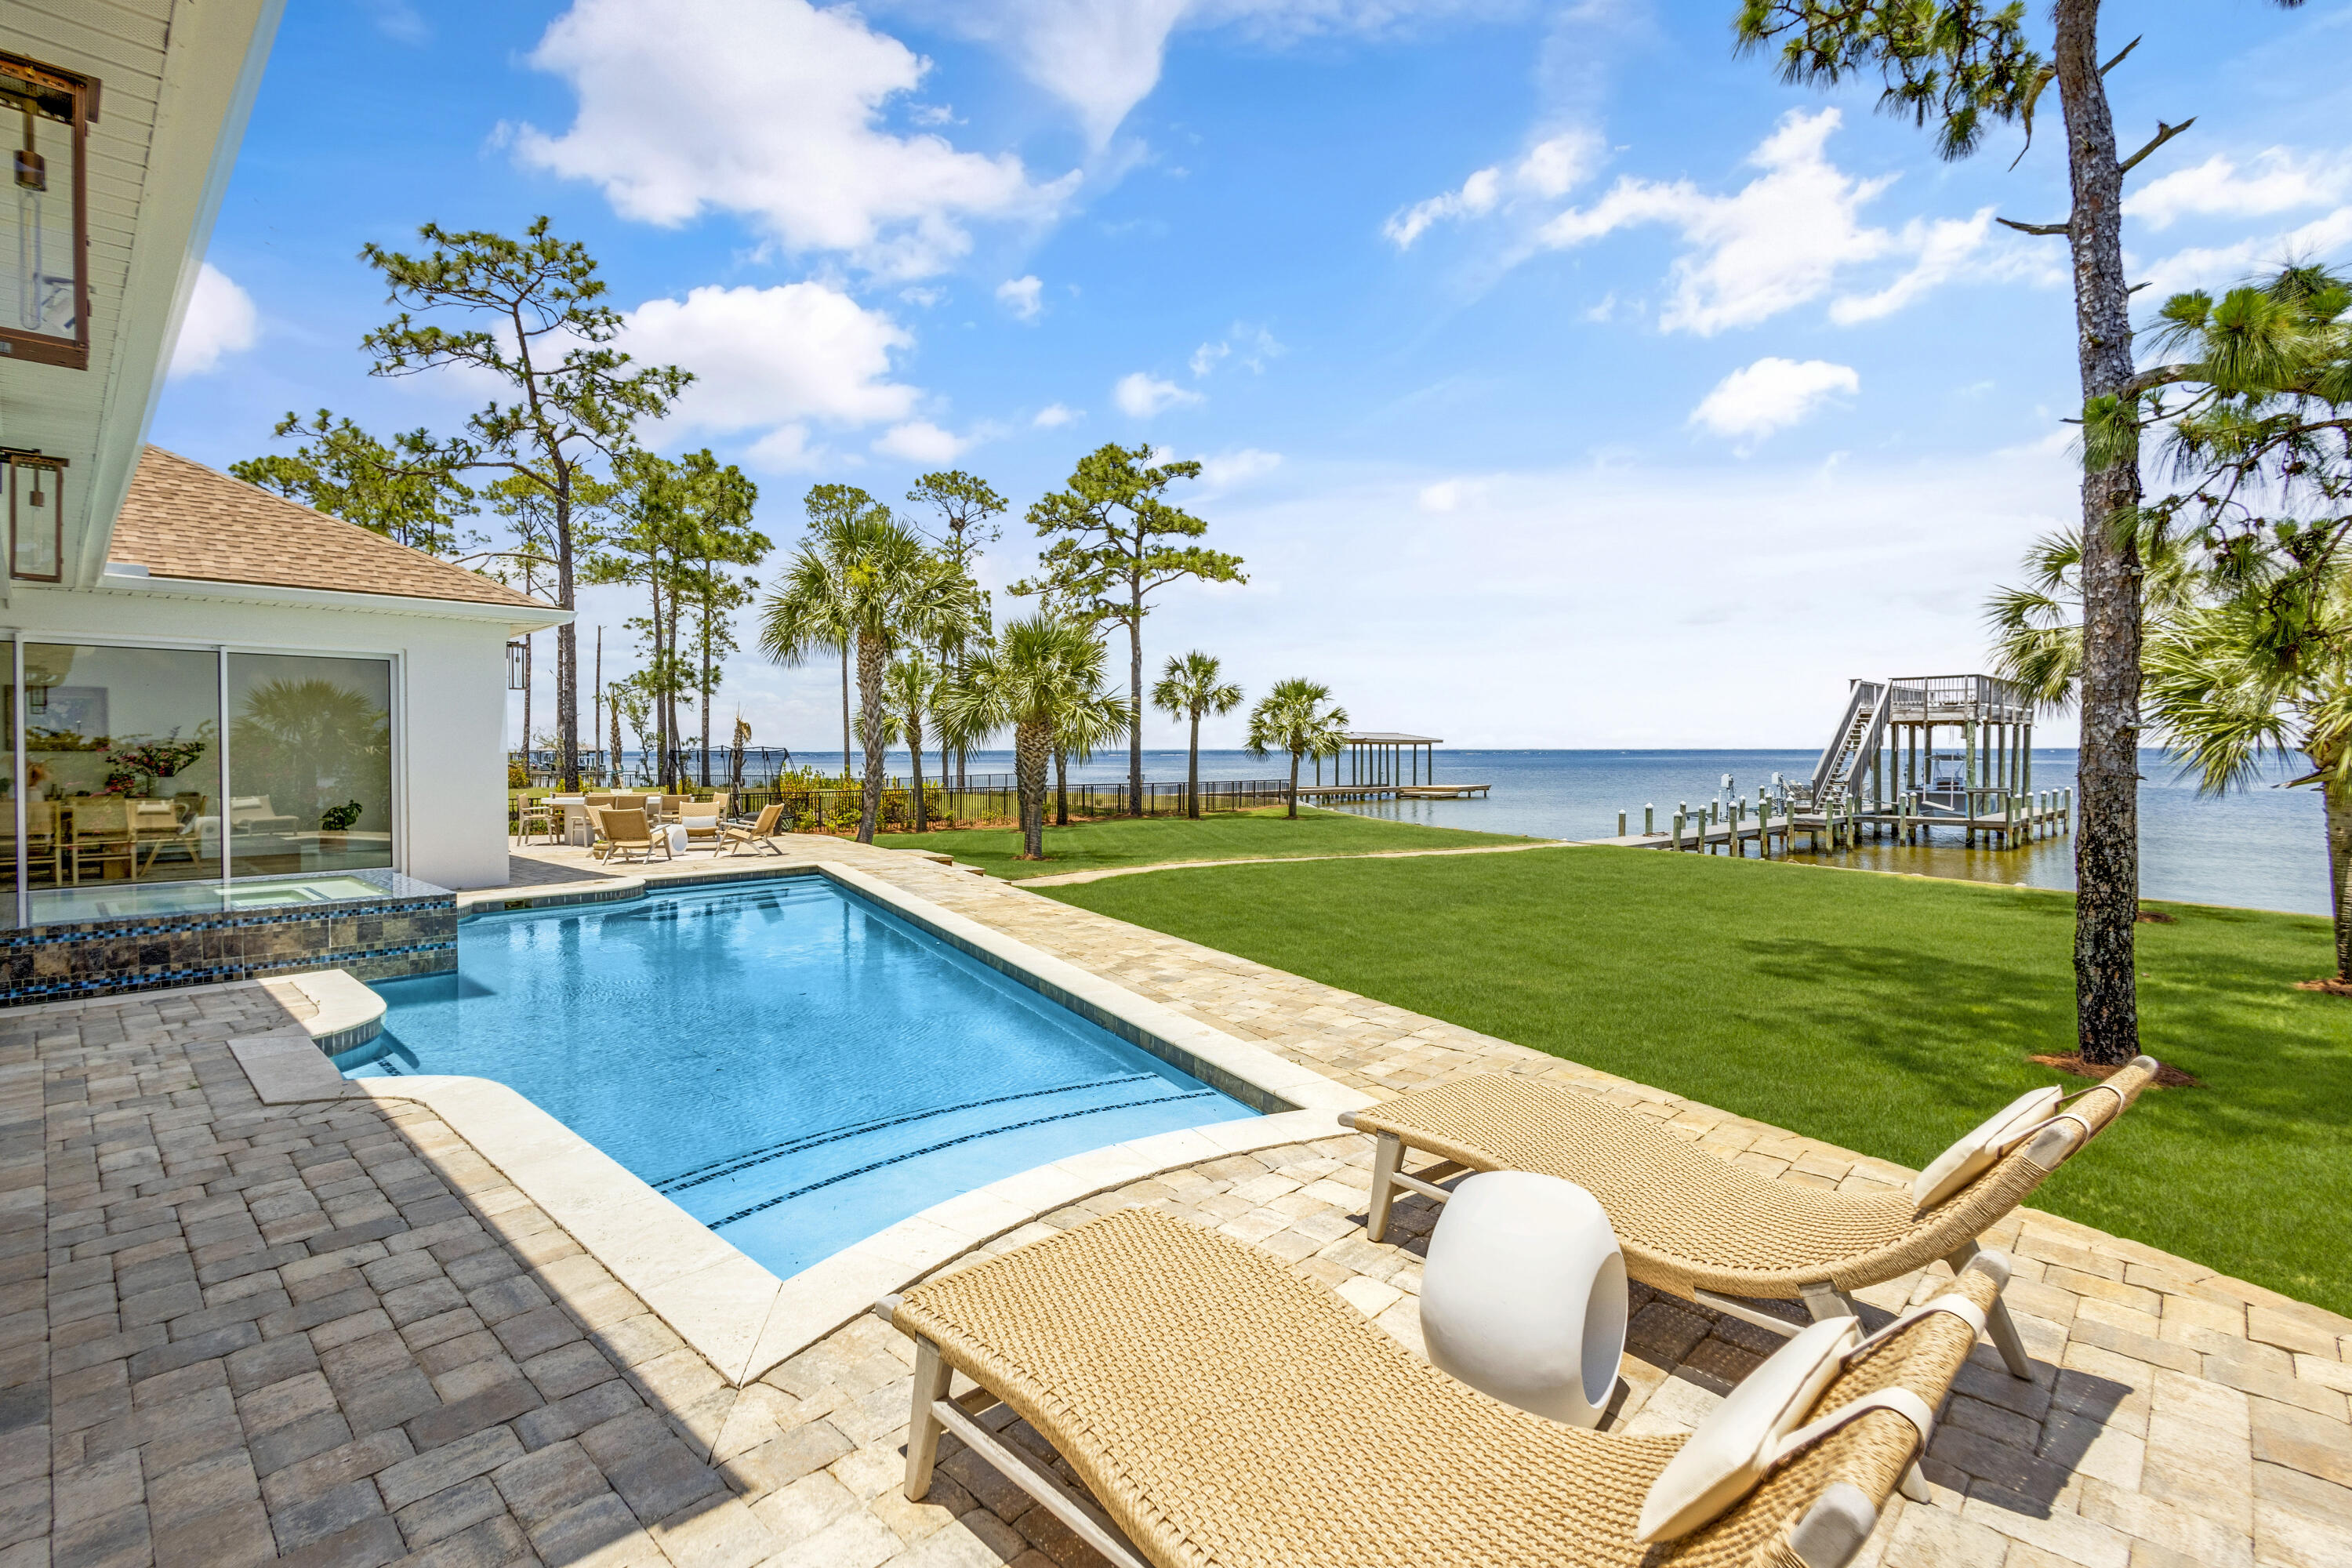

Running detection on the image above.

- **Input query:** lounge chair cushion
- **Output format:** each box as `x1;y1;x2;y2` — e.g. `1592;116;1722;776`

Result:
1911;1085;2063;1213
1635;1315;1858;1542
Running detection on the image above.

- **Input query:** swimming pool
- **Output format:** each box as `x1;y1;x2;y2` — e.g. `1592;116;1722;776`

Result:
338;877;1257;1278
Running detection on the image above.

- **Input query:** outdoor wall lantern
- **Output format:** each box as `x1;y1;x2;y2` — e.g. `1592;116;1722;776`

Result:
5;451;62;582
2;51;94;370
506;641;529;690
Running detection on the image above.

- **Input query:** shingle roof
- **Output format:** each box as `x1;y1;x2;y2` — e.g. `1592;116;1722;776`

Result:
107;446;556;612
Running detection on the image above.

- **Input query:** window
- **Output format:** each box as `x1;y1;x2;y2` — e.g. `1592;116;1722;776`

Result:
23;644;223;920
227;654;393;875
6;643;395;923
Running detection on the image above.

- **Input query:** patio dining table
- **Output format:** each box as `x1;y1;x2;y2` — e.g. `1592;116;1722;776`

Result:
546;797;593;848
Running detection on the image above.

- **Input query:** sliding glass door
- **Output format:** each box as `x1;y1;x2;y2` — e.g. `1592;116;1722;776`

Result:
4;639;395;924
24;643;225;920
225;654;394;876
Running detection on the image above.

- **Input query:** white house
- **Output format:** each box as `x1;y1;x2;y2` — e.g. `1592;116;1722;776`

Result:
1;4;565;998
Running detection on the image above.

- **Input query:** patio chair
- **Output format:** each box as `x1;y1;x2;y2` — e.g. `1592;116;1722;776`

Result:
591;806;672;864
514;797;557;845
678;807;724;848
67;798;137;882
720;803;786;857
1342;1060;2161;1380
880;1205;2009;1568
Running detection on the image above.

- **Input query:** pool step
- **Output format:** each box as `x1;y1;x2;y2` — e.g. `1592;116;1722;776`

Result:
655;1074;1214;1232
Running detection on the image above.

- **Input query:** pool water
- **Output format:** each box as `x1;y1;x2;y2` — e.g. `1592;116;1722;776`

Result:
338;877;1256;1278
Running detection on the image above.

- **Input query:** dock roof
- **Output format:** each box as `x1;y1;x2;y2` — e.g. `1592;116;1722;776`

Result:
1341;732;1442;744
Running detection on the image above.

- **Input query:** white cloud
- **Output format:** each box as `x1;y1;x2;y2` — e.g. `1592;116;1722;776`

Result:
622;283;919;464
951;0;1500;147
1689;357;1857;445
1385;129;1602;248
1033;402;1080;427
1417;478;1479;512
1829;209;2037;325
1197;448;1281;488
1113;372;1203;417
1537;111;1898;334
1188;323;1284;376
512;0;1076;278
2129;148;2352;230
874;421;967;463
996;275;1044;321
168;263;258;378
1490;109;2053;334
2138;205;2352;299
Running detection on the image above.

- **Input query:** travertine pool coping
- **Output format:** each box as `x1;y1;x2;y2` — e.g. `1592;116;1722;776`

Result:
228;860;1375;1388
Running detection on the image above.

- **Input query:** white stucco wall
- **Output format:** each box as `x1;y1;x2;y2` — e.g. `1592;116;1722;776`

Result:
2;579;550;891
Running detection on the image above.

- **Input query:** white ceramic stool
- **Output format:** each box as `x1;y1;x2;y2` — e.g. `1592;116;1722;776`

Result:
1418;1170;1629;1428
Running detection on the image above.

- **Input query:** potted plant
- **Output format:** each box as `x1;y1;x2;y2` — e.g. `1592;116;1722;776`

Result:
317;800;364;851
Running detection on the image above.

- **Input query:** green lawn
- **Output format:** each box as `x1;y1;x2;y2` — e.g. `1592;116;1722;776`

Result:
873;806;1542;880
1040;847;2352;1315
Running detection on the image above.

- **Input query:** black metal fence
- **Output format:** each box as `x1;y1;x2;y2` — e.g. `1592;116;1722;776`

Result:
722;776;1291;832
510;747;805;789
507;776;1289;832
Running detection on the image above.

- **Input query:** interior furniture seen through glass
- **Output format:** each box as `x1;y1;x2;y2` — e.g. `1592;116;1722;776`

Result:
24;643;224;924
9;641;394;924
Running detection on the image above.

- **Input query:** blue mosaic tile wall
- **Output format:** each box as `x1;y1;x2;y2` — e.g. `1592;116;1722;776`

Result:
0;868;456;1006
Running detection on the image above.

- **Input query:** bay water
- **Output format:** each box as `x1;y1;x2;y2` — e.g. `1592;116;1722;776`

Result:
899;746;2327;918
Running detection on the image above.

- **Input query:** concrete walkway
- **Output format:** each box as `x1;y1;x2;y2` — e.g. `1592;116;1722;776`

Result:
5;837;2347;1568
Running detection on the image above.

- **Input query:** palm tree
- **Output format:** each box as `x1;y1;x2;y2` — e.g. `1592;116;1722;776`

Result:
1152;652;1243;819
884;652;942;833
938;614;1130;859
1987;521;2201;709
1245;678;1348;819
2145;586;2352;982
1054;672;1129;827
762;513;976;844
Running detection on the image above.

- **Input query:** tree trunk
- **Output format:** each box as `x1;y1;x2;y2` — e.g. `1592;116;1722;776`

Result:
841;644;852;778
556;506;579;791
2328;777;2352;982
1127;597;1145;817
1014;720;1049;858
908;714;927;833
1287;752;1300;818
1055;750;1069;827
1187;711;1201;819
2055;0;2143;1065
699;613;714;788
855;630;889;843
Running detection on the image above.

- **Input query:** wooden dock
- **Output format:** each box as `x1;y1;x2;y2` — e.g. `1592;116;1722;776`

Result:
1592;791;2072;857
1294;782;1491;802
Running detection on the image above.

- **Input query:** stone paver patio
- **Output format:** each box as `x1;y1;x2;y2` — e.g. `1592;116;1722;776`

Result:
5;837;2347;1568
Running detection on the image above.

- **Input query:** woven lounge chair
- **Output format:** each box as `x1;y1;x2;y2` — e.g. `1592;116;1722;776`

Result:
880;1205;2008;1568
592;806;671;863
720;803;786;856
1343;1059;2161;1380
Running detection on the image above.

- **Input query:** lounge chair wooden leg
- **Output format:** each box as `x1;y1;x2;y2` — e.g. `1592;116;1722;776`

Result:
1945;1240;2034;1380
1367;1133;1403;1243
905;1338;951;1500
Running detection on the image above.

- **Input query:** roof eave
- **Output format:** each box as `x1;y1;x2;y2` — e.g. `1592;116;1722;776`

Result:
41;573;572;633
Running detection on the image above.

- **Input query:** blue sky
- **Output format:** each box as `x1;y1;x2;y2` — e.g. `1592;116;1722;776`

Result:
153;0;2352;752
